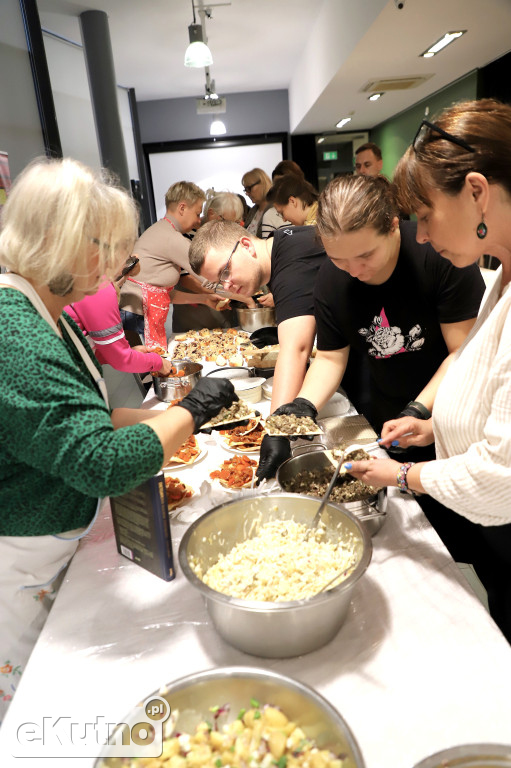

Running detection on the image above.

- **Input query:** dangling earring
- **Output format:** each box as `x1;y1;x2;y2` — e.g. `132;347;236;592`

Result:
476;214;488;239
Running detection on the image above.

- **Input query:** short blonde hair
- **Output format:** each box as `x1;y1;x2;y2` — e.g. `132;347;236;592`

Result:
241;168;272;199
0;157;138;294
165;181;206;208
204;192;244;223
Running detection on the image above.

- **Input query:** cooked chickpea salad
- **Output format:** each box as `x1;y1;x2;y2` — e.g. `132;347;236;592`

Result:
129;700;347;768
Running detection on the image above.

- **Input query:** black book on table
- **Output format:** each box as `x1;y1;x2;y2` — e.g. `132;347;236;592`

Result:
110;473;175;582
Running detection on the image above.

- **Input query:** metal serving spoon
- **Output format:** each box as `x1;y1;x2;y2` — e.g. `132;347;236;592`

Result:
303;451;347;541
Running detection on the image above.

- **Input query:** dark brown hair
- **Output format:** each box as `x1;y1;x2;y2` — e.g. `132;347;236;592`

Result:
317;174;398;238
355;142;382;160
393;98;511;214
267;175;318;207
271;160;305;180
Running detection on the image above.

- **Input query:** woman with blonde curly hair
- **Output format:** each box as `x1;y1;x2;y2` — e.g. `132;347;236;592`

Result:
0;157;235;721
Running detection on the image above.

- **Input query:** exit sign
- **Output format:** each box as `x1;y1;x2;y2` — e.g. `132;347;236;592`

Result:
323;150;338;161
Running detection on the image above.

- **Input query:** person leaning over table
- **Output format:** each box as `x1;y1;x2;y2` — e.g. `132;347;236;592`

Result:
64;253;175;375
343;99;511;643
118;180;230;348
267;174;319;226
256;174;485;484
0;157;237;723
242;167;290;239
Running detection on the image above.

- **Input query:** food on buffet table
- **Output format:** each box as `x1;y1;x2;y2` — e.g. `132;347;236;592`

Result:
219;420;266;452
265;413;322;436
193;519;358;601
164;475;194;510
282;449;380;503
164;435;201;466
126;699;347;768
210;454;258;489
171;327;259;366
201;400;254;428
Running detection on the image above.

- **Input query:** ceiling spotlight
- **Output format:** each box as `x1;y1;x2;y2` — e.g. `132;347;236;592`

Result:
420;30;466;58
368;92;384;101
336;117;352;129
210;120;226;136
317;137;325;144
184;1;213;68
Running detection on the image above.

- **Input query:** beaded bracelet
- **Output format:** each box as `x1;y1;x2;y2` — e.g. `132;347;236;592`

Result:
397;462;415;493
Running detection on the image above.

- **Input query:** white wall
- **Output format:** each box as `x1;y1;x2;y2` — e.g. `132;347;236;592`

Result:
149;142;283;219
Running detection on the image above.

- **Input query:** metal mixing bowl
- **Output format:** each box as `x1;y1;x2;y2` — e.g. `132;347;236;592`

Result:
236;306;276;332
95;666;366;768
179;493;372;658
413;744;511;767
276;450;387;537
153;359;202;402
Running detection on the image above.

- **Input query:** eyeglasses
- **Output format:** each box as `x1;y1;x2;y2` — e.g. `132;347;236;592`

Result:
115;256;139;281
412;119;476;154
243;181;260;194
213;240;240;292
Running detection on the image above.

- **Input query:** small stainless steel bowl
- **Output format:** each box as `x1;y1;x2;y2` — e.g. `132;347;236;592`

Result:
276;450;387;537
153;359;202;402
413;744;511;767
95;666;366;768
236;306;276;332
179;493;371;658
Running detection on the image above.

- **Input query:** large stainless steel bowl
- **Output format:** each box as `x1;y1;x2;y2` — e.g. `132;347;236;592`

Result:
153;359;202;402
95;666;366;768
179;493;372;658
413;744;511;767
276;450;387;537
236;307;276;332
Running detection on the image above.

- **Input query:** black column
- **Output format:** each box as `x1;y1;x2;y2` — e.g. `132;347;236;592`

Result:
80;10;130;191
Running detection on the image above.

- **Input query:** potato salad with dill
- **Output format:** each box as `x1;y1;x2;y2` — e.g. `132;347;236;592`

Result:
128;699;347;768
192;520;359;601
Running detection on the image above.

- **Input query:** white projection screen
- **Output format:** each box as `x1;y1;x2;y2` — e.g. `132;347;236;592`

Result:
148;142;284;220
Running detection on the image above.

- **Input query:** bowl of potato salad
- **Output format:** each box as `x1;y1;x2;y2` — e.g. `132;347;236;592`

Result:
179;494;371;658
95;666;365;768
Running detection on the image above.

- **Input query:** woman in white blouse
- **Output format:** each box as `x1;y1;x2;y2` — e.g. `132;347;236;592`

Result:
345;99;511;642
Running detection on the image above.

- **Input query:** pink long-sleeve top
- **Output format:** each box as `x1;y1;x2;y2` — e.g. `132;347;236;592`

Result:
65;282;163;374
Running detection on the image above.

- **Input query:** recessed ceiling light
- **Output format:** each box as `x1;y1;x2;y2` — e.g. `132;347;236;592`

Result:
368;92;384;101
420;30;466;58
317;137;325;144
336;117;352;129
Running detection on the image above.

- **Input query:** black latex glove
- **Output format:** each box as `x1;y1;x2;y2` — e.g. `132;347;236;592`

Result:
256;434;291;483
178;378;238;433
272;397;318;420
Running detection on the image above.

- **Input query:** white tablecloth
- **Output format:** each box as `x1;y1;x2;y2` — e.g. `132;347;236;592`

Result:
1;390;510;768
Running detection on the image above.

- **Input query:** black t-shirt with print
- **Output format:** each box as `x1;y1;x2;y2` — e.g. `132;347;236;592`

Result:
268;226;326;324
314;220;486;430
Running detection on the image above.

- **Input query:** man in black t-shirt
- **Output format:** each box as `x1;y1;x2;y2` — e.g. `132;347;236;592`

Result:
188;221;326;411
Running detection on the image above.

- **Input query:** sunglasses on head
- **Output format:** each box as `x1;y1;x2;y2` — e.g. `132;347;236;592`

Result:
412;119;476;154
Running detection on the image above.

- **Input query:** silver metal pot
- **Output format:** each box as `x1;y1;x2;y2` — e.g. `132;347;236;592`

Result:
95;666;366;768
276;450;387;537
153;359;202;402
236;307;276;332
413;744;511;768
178;493;372;658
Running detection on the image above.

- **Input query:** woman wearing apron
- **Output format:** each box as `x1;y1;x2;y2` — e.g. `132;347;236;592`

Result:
0;158;236;722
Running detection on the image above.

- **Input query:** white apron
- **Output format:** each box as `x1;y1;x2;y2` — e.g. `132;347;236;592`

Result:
0;274;108;725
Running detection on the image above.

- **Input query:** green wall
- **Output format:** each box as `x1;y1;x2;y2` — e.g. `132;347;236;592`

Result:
371;71;478;179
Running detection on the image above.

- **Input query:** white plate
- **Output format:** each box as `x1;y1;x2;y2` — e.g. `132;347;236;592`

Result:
217;434;261;455
162;439;207;470
209;476;257;494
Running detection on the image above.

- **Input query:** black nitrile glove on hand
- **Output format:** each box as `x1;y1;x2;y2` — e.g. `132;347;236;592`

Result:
178;378;238;433
256;434;291;483
272;397;319;441
272;397;318;421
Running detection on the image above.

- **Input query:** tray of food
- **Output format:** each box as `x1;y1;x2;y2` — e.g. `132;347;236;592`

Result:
265;413;323;437
209;454;258;491
164;475;194;512
163;435;207;468
217;419;266;453
170;327;260;367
